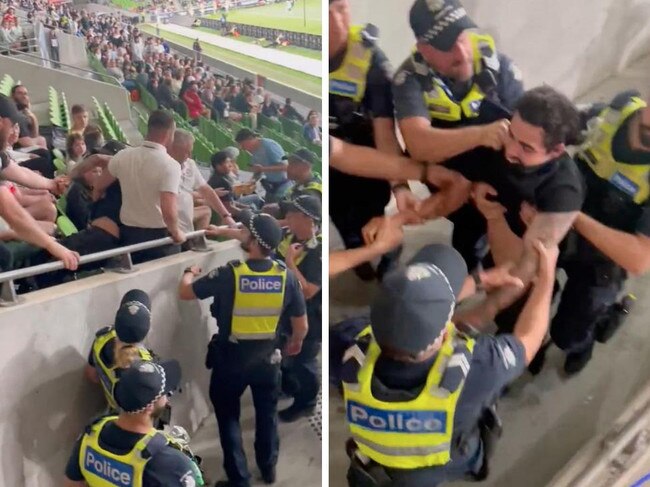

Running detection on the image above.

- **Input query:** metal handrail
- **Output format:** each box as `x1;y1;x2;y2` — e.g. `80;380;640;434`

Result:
0;229;213;307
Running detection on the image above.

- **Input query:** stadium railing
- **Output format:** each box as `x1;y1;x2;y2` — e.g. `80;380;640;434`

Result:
0;230;211;306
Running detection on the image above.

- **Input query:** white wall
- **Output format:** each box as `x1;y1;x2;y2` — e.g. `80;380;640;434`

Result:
0;241;243;487
350;0;650;100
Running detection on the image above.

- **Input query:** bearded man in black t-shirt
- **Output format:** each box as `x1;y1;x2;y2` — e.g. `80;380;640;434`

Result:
455;86;585;351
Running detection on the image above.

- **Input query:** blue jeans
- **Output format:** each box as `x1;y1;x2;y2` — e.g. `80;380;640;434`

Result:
237;193;264;209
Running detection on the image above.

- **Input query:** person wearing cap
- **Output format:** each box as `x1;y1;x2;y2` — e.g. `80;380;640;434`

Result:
64;360;205;487
262;147;323;219
235;128;292;204
85;289;155;412
329;0;405;279
274;195;322;422
338;241;556;486
179;211;308;487
393;0;525;269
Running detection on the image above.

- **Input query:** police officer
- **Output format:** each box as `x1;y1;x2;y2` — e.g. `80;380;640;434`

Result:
179;212;308;487
338;241;556;486
329;0;404;279
393;0;524;269
85;289;154;413
64;360;205;487
275;195;322;422
531;90;650;374
263;148;322;219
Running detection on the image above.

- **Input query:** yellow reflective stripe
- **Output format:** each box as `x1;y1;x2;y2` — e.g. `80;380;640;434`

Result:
232;332;277;340
352;433;450;457
232;307;283;316
329;25;372;103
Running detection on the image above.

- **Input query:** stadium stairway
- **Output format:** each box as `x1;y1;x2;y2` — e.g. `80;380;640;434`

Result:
0;54;143;147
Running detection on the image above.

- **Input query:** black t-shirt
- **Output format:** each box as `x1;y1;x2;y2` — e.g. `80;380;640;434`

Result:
192;258;306;358
207;172;235;202
89;181;122;224
65;420;198;486
487;152;585;237
67;180;93;230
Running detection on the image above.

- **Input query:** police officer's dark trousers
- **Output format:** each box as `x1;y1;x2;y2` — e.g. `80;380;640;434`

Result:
551;239;626;355
209;342;280;486
282;337;321;408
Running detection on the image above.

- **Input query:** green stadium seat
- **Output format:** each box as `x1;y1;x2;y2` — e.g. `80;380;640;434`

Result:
280;117;303;139
0;74;14;96
56;214;78;237
53;158;67;175
56;195;67;214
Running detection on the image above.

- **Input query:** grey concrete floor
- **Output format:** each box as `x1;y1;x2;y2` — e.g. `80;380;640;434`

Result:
190;390;323;486
329;57;650;486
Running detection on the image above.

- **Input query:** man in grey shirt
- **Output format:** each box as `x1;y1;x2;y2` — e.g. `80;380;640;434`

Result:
92;110;184;263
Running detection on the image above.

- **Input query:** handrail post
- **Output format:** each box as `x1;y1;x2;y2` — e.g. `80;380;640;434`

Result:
188;233;211;253
104;252;135;274
0;280;21;307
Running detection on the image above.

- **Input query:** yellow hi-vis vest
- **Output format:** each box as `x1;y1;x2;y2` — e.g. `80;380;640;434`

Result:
343;323;475;469
277;233;322;266
579;96;650;204
78;416;165;487
231;261;287;340
329;25;373;103
92;329;153;410
415;33;498;122
287;175;323;199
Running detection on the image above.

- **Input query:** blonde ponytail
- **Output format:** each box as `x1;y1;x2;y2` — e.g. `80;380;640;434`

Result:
113;338;141;369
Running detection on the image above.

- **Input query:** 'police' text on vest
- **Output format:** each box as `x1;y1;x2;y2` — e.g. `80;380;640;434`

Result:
347;401;447;434
239;275;284;293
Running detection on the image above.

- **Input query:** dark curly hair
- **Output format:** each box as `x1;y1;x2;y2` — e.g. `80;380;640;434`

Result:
515;85;584;150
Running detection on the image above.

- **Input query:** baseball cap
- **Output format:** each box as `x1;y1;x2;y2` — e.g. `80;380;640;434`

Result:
281;195;321;222
409;0;476;52
239;210;283;251
370;244;467;355
288;148;315;166
235;128;259;143
115;291;151;344
114;360;181;413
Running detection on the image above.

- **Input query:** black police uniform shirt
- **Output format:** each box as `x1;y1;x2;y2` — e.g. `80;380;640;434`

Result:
329;39;395;146
65;421;197;486
192;258;306;355
579;90;650;236
276;230;322;340
340;332;526;481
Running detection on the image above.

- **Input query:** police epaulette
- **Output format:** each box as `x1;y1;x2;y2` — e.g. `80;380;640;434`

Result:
227;259;242;268
84;414;117;434
95;326;112;337
274;259;288;270
610;90;641;111
141;432;167;459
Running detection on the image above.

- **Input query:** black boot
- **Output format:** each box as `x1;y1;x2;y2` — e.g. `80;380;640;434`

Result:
260;467;276;484
595;294;636;343
528;341;550;376
278;402;315;423
564;345;594;376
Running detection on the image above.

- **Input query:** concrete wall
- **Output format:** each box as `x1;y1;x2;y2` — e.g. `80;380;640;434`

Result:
0;241;243;487
350;0;650;100
0;54;132;121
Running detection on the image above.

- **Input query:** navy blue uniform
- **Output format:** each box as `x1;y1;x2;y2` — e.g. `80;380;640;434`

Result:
276;232;322;409
338;330;526;486
193;258;306;487
329;35;394;250
551;91;650;355
65;420;197;486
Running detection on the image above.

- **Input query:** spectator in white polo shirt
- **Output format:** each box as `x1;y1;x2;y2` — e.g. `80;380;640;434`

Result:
92;110;183;263
167;129;237;236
